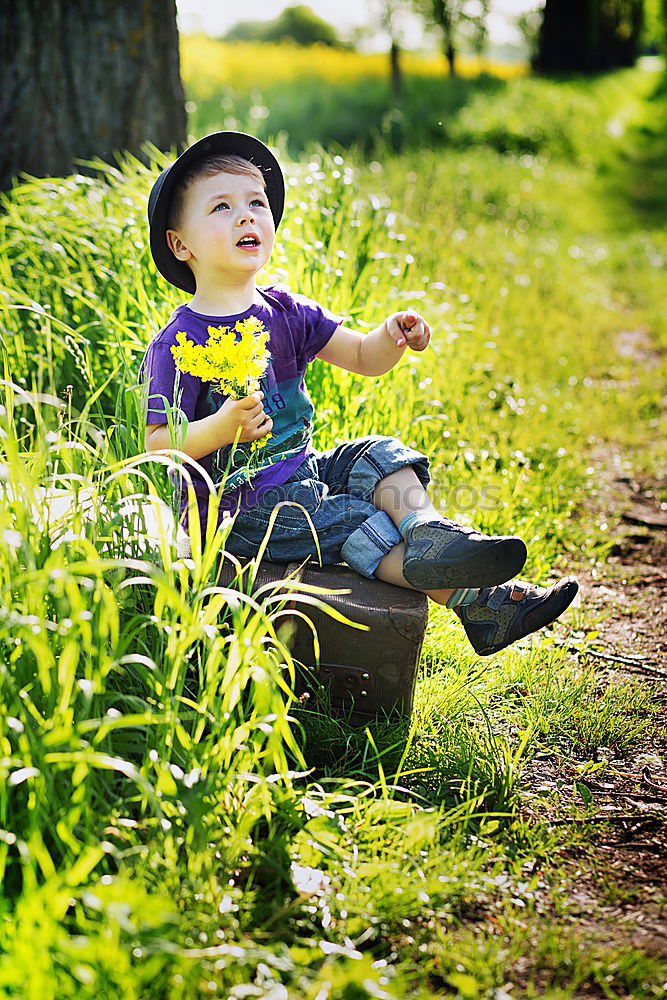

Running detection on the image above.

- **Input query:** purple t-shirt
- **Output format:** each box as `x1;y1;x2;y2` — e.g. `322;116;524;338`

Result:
139;285;341;529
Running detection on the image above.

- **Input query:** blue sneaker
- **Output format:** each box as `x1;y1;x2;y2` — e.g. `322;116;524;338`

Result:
454;577;579;656
402;518;527;590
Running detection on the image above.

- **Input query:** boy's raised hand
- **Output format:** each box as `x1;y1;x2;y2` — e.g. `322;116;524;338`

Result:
386;309;431;351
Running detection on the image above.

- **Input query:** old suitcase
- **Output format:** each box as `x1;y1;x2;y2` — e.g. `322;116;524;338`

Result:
33;490;426;723
215;557;429;725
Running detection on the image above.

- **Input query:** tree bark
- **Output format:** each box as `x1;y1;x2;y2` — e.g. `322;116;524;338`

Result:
0;0;186;190
536;0;645;73
429;0;456;76
390;39;402;98
535;0;598;72
445;38;456;76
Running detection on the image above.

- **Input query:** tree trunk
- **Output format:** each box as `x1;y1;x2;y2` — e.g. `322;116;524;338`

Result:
390;39;402;98
445;38;456;76
614;0;644;67
431;0;456;76
536;0;645;73
535;0;599;72
0;0;186;191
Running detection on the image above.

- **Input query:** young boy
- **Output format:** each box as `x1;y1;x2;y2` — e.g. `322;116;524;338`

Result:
141;131;578;657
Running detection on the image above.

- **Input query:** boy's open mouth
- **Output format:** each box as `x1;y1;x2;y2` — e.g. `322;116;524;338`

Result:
236;234;260;248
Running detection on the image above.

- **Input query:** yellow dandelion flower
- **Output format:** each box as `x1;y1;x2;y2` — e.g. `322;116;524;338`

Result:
170;319;271;398
249;432;272;453
235;316;266;339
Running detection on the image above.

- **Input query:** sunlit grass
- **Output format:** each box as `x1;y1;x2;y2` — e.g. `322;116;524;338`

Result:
0;61;665;997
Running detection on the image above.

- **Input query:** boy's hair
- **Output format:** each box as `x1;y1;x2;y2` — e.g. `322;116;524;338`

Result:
167;154;266;231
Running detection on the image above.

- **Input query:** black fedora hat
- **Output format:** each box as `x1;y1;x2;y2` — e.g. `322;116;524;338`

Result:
147;131;285;293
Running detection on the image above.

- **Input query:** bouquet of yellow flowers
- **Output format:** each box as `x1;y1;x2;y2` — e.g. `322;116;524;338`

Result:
170;318;273;481
170;316;270;399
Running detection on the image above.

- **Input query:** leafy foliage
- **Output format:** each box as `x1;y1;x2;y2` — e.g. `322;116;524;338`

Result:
224;3;346;48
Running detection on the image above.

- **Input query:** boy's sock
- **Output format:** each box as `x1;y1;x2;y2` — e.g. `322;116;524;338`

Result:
398;510;435;539
445;587;479;609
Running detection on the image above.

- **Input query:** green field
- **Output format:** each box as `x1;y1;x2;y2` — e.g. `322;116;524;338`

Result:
0;53;665;998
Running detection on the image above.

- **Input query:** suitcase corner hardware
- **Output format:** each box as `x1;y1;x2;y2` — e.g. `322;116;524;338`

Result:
388;604;429;641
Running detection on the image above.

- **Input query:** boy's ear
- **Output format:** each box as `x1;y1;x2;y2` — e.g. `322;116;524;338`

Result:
166;229;191;261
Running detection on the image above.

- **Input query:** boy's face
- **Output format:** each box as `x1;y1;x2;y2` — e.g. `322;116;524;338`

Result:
166;169;275;287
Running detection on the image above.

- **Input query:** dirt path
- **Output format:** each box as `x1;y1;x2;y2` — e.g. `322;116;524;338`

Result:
480;76;667;994
526;97;667;970
515;432;667;983
575;405;666;665
566;454;666;940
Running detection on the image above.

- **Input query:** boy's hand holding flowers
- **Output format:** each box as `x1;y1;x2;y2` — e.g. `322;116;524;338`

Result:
385;309;431;351
216;391;272;444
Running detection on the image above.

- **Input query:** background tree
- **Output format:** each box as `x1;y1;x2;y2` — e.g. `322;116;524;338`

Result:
369;0;412;97
535;0;645;73
516;5;544;65
413;0;490;76
225;5;345;48
640;0;666;51
468;0;491;56
0;0;186;192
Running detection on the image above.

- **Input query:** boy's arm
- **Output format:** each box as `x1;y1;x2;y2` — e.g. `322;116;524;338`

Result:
315;310;430;376
144;392;272;461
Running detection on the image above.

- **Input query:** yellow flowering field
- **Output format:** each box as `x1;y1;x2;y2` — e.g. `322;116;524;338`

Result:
180;35;527;99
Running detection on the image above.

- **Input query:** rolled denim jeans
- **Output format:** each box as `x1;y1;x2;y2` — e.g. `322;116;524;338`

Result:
224;435;430;578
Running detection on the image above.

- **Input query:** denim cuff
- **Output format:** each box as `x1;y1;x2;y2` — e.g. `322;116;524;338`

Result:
340;509;402;579
347;437;430;501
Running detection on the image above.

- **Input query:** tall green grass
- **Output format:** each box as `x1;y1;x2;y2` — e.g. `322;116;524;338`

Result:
0;64;665;997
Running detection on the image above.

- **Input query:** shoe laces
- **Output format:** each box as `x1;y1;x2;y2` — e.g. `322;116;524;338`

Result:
439;517;476;535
